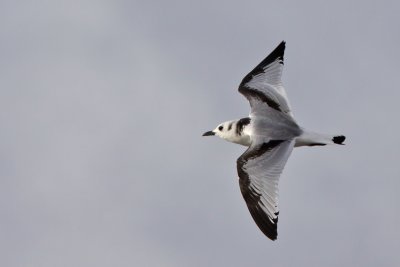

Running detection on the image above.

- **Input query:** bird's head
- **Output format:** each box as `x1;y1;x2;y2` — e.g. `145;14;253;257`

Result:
202;121;234;141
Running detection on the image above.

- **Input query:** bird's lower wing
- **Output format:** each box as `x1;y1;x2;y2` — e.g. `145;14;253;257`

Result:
237;139;295;240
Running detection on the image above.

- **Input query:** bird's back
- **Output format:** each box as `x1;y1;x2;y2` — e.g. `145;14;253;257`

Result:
249;109;302;142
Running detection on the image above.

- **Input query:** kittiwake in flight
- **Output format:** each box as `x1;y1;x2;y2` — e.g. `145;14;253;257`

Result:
202;41;345;240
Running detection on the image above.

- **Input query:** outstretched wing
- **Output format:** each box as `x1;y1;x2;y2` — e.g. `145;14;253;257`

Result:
237;139;295;240
238;41;294;118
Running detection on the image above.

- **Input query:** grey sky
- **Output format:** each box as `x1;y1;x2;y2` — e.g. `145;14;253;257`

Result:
1;0;399;266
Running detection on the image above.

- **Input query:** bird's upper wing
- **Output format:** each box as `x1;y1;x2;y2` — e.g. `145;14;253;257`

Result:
237;138;295;240
238;41;294;118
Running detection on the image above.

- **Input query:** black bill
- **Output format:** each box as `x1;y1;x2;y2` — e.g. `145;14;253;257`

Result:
202;131;215;136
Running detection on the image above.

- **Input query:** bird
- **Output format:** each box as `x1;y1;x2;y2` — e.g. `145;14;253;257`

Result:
202;41;345;241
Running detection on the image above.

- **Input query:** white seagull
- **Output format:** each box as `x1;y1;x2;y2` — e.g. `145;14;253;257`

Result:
203;41;345;240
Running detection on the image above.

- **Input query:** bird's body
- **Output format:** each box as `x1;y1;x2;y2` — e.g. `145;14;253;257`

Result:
203;41;345;240
209;116;342;148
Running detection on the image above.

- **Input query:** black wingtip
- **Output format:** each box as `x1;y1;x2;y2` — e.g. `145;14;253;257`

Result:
267;41;286;63
332;135;346;145
240;41;286;86
246;205;279;241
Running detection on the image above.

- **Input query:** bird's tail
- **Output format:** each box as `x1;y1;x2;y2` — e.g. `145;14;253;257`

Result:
294;130;346;147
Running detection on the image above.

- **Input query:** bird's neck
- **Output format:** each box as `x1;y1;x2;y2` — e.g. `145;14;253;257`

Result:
224;118;252;147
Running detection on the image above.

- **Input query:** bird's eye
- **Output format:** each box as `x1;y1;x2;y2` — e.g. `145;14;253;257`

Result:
218;126;223;131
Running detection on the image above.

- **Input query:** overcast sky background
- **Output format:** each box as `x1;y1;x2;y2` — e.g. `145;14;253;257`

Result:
1;1;399;266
